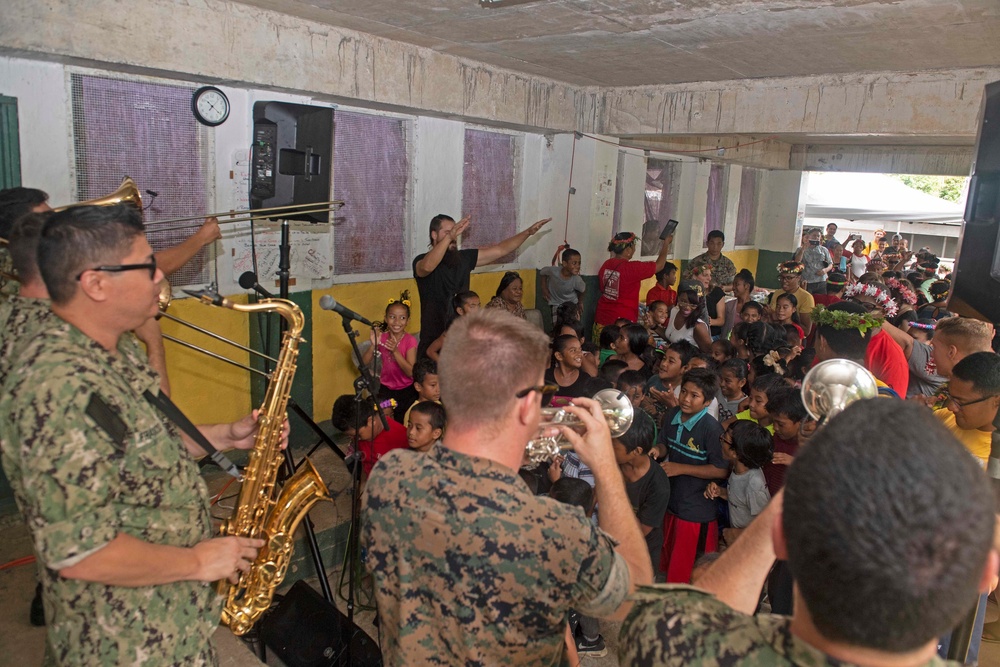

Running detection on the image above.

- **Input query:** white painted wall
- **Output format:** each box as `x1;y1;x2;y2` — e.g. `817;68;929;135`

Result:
0;57;74;206
0;53;803;292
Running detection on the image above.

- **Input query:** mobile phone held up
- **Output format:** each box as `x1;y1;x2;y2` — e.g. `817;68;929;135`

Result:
660;219;680;240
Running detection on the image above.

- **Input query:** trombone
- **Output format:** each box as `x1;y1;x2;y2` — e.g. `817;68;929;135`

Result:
157;281;276;380
53;176;345;229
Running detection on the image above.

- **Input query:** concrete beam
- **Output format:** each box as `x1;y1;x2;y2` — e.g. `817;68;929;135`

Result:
599;69;1000;140
789;144;974;176
0;0;594;134
620;135;792;170
1;0;995;175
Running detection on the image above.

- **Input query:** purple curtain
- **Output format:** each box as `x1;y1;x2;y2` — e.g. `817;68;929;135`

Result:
736;168;761;246
642;158;681;255
704;163;726;245
73;75;210;284
332;112;408;274
462;130;518;265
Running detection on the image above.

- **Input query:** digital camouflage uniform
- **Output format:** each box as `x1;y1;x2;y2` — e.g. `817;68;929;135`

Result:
362;444;630;666
0;244;19;299
0;320;219;666
619;585;957;666
0;296;55;388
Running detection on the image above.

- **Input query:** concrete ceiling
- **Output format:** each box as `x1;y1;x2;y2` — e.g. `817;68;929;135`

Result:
231;0;1000;88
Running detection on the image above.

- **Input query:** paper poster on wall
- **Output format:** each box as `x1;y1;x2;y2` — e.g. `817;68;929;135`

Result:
229;150;251;211
594;168;615;221
225;221;333;281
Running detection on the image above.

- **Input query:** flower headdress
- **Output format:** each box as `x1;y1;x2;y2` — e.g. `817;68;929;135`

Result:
761;350;786;376
608;232;637;254
777;261;804;276
884;278;917;305
388;290;412;308
928;280;950;302
843;282;898;317
811;305;884;336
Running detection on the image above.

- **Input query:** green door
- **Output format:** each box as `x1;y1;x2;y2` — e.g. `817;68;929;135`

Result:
0;95;21;189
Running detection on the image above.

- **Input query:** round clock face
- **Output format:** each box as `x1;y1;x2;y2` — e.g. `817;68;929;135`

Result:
192;86;229;126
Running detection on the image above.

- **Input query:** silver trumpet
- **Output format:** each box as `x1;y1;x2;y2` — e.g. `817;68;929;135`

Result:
800;359;879;423
524;388;634;466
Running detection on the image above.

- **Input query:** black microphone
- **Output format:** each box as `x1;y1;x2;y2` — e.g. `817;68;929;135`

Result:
318;295;373;327
238;271;276;299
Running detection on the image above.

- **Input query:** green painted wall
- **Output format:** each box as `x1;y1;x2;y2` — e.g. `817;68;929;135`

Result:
249;291;315;449
756;250;790;290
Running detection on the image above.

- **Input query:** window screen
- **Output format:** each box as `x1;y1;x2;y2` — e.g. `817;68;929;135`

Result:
705;163;727;245
736;168;762;246
642;158;681;256
331;111;409;275
462;129;519;265
71;74;212;286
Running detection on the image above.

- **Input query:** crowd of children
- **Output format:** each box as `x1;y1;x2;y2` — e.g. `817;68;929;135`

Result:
333;232;997;659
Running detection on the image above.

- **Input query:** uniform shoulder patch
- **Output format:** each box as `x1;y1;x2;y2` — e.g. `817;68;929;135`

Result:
85;393;128;449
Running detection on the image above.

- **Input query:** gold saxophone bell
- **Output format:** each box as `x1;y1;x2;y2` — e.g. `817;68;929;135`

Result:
524;388;634;467
53;176;143;212
800;359;879;423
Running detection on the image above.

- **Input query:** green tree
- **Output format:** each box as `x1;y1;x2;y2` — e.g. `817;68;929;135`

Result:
891;174;968;202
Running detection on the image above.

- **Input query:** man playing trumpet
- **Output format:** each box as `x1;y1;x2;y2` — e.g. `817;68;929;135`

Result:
362;309;652;665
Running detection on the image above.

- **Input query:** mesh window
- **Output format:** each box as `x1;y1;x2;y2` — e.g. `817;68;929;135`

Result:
462;129;519;265
71;74;212;286
705;163;728;245
736;168;762;246
332;111;409;274
642;158;681;256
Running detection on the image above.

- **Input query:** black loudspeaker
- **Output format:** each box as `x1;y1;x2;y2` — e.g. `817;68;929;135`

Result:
258;580;383;667
250;102;334;223
951;80;1000;321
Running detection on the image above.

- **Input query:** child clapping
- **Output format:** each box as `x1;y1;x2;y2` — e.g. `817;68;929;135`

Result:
706;420;773;544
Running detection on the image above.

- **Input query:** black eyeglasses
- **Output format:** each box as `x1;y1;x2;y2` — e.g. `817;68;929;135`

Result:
516;384;558;407
76;257;157;281
515;384;559;399
949;394;997;411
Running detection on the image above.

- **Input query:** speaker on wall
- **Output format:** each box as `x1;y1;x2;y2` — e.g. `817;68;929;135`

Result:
258;580;382;667
250;101;334;223
950;80;1000;321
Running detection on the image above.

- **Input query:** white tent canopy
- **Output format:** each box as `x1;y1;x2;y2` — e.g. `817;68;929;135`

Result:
805;172;966;225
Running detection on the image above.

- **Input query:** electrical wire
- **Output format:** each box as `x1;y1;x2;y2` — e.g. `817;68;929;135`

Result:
579;132;780;155
0;555;35;571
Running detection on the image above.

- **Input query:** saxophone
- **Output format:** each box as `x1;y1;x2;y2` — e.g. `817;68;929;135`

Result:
188;289;332;636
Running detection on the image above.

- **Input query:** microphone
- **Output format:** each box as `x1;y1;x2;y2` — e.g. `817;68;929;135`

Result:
238;271;276;299
319;295;373;327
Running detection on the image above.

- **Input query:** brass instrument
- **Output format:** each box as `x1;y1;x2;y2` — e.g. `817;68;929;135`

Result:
52;176;143;212
52;176;342;228
800;359;879;422
157;281;276;379
147;199;345;228
186;288;331;636
524;388;634;466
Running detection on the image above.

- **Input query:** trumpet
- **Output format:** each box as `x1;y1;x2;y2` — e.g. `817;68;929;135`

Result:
800;359;879;423
524;388;634;466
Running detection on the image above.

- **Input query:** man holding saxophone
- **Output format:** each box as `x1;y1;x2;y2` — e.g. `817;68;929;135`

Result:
362;309;652;665
0;204;268;666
